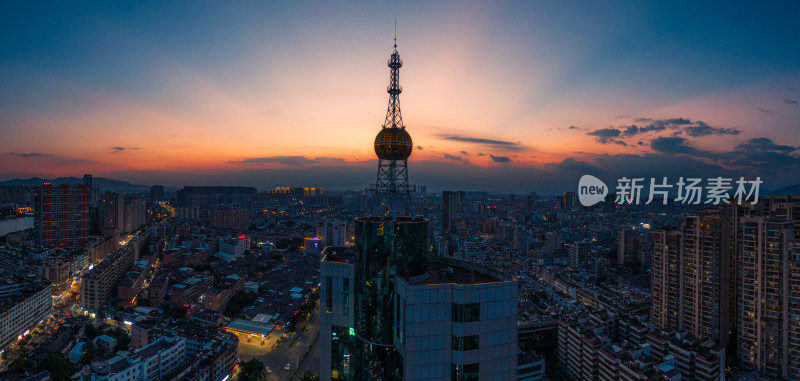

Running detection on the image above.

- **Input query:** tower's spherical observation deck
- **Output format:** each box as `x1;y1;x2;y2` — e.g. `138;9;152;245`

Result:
374;127;413;160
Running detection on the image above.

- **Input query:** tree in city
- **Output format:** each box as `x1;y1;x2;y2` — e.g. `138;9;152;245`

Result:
105;327;131;351
171;305;187;320
275;239;291;250
84;323;100;340
299;370;319;381
224;291;257;318
10;355;34;371
237;358;267;381
193;263;213;273
40;352;74;381
80;341;97;365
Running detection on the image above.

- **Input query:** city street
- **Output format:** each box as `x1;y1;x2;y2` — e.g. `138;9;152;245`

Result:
238;310;320;381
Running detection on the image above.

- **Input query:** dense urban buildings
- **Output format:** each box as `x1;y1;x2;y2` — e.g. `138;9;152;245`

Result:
0;12;798;380
4;173;800;381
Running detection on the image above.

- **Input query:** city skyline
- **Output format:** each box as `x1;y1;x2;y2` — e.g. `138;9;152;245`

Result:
2;2;799;192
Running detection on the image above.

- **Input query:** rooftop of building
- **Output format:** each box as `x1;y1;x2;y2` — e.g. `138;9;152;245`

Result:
518;350;544;366
132;336;181;360
354;216;428;224
412;258;510;285
321;246;355;264
0;369;53;381
225;318;275;336
0;273;50;313
106;356;133;373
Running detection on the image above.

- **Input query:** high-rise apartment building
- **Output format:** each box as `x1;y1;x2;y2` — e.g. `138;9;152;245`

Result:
83;174;100;203
681;210;734;347
649;196;800;380
317;219;347;247
102;193;147;236
737;216;800;379
650;229;683;332
210;208;249;232
442;191;458;233
569;240;591;268
436;235;449;257
545;232;561;253
150;185;165;202
102;192;125;235
617;229;637;265
35;183;90;248
562;191;577;210
123;197;147;234
650;210;734;347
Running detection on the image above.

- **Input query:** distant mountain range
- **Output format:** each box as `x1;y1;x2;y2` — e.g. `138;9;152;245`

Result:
772;184;800;196
0;177;156;193
1;176;798;197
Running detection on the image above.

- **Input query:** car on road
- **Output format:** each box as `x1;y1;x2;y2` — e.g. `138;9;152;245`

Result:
266;367;272;373
285;363;291;371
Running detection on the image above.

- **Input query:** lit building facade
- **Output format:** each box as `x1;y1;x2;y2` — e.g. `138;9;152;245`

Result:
80;244;135;312
0;279;52;351
320;246;518;381
35;183;90;248
317;219;348;248
650;210;734;348
650;229;682;332
737;217;800;379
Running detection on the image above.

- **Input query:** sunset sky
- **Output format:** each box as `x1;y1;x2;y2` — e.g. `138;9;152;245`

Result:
1;2;799;192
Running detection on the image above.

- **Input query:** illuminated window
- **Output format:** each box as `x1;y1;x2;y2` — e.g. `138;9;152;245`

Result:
452;363;479;381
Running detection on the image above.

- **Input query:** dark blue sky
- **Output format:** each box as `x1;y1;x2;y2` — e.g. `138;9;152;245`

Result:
1;2;799;192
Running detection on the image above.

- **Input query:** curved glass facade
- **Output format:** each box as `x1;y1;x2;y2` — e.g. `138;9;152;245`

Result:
353;216;429;381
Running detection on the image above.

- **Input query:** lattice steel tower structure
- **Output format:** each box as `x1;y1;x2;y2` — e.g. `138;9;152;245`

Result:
371;36;414;214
